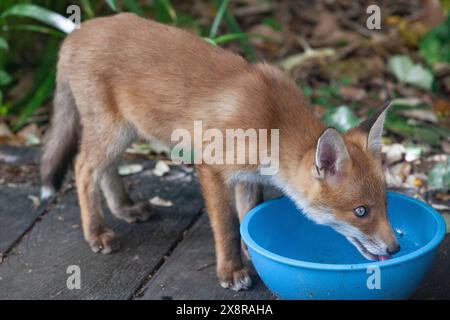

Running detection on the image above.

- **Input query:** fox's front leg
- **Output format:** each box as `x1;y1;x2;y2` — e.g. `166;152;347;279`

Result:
197;166;252;291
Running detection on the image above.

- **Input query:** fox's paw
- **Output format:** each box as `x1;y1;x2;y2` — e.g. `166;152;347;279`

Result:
87;228;119;254
115;201;151;224
219;267;252;291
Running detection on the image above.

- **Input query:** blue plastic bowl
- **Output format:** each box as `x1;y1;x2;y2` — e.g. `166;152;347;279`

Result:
240;192;446;300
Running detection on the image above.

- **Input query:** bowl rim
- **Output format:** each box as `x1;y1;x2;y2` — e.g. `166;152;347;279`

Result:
240;191;446;271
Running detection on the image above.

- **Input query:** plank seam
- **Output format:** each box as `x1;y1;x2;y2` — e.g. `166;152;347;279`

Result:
131;206;205;299
0;186;72;264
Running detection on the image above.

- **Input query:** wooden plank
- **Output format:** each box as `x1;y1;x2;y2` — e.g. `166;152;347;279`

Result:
137;215;276;300
140;189;449;300
0;145;39;166
0;167;203;299
0;185;41;254
412;234;450;300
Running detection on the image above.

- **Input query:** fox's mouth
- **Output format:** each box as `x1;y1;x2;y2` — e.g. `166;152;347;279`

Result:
349;237;391;261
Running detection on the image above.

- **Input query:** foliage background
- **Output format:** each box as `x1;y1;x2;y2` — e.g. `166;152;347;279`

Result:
0;0;448;210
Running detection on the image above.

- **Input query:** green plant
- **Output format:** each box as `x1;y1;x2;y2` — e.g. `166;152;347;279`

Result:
0;2;75;128
0;0;264;130
0;0;277;129
420;13;450;65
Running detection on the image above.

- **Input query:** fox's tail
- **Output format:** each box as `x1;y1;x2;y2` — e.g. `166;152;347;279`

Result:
40;79;80;200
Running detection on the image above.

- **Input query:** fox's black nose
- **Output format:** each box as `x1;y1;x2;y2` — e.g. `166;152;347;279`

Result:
387;243;400;255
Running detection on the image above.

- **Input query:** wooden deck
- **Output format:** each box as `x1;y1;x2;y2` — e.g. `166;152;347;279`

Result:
0;145;448;300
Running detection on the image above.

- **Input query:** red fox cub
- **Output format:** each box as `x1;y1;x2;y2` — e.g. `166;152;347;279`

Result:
41;13;399;291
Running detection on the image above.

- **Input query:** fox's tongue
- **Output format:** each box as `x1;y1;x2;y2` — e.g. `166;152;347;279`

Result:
377;255;391;261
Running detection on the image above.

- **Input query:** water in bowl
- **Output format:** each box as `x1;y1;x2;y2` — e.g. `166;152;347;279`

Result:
249;200;422;265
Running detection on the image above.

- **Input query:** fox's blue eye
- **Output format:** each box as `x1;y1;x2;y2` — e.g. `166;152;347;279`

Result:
354;206;368;217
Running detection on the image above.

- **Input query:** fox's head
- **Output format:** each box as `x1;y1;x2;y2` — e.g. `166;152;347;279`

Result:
284;102;399;261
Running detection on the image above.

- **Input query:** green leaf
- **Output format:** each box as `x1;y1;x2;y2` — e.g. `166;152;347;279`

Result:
0;37;8;51
262;17;283;31
213;32;273;45
388;55;414;82
2;24;66;37
302;85;314;97
420;34;443;64
123;0;145;17
214;0;257;62
428;159;450;189
80;0;94;18
2;4;75;34
405;64;434;90
15;68;55;129
203;37;218;46
209;0;230;39
443;0;450;13
212;33;247;45
388;55;433;90
155;0;176;21
10;40;59;123
106;0;119;12
385;115;442;146
420;15;450;65
324;106;360;132
0;70;12;86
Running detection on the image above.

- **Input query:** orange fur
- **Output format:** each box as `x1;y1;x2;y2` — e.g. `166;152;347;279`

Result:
41;14;398;291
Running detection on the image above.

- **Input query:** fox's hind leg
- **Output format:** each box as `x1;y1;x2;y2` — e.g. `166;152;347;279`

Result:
95;124;151;223
101;163;151;224
76;148;118;254
235;182;263;222
75;121;143;254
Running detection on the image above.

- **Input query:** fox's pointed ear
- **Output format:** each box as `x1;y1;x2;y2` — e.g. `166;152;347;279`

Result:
314;128;349;180
357;101;391;154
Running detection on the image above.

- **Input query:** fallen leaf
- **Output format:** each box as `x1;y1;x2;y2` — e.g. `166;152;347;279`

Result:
313;11;339;39
311;10;358;47
248;24;282;52
428;158;450;189
404;145;423;162
28;195;40;209
391;98;425;108
182;166;194;173
149;196;173;207
435;191;450;202
323;106;360;132
338;86;366;101
153;160;170;177
405;174;427;189
164;171;187;181
398;19;428;47
126;143;152;156
17;123;42;146
399;109;438;123
418;0;446;29
388;55;434;90
433;99;450;118
150;140;171;155
118;164;144;176
382;143;406;165
392;162;412;183
279;48;335;71
0;122;13;138
427;191;450;213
